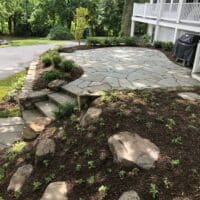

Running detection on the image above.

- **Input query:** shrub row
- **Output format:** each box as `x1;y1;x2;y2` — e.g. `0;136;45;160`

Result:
87;36;174;52
87;37;137;47
153;41;174;51
41;50;76;72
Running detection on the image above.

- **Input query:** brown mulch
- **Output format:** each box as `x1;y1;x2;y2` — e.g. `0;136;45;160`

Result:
0;89;200;200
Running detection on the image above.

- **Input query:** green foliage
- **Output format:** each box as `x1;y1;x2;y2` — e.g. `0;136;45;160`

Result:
71;7;89;45
59;59;75;72
0;168;5;183
171;159;180;166
54;103;75;120
7;142;26;161
154;41;174;51
41;55;52;67
32;181;42;191
87;37;137;47
48;25;73;40
42;70;61;83
149;183;159;199
52;55;62;67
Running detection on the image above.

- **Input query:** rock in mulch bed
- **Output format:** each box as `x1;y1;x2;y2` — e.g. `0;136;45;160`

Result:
80;107;102;127
29;117;52;132
48;79;65;91
178;92;200;101
119;190;140;200
41;182;68;200
108;131;160;169
22;126;38;141
7;164;33;192
35;138;55;164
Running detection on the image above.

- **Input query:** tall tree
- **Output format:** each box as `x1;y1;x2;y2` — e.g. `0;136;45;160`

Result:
120;0;134;36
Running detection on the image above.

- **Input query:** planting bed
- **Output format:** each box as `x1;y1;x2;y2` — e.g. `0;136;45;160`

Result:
0;89;200;199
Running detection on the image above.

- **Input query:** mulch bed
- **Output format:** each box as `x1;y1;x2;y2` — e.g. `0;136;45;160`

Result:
0;89;200;199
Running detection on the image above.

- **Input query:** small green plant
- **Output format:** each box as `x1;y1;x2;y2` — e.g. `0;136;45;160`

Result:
171;159;180;167
0;167;5;183
118;170;126;179
43;160;50;167
7;142;26;161
149;183;159;199
88;161;95;169
59;59;75;72
45;173;55;184
87;176;95;185
42;70;60;83
163;177;171;189
98;185;108;197
75;178;84;185
171;136;182;145
54;103;75;120
85;149;93;157
146;122;153;129
14;191;22;199
32;181;42;191
166;118;176;130
123;37;137;46
76;164;82;172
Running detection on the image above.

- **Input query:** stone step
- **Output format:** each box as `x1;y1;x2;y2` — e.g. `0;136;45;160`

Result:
48;92;76;106
62;84;82;97
22;109;45;124
35;101;58;120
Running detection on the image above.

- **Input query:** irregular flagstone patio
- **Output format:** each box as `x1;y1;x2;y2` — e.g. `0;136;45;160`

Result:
61;47;200;95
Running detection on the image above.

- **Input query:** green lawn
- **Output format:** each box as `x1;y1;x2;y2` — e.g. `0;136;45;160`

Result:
0;37;67;47
0;70;26;118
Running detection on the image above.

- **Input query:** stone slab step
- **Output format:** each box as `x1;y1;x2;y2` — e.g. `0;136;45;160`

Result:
35;101;58;120
48;92;76;106
62;84;82;97
22;109;45;124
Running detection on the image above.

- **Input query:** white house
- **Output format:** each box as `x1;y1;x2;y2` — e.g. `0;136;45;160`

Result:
131;0;200;79
131;0;200;43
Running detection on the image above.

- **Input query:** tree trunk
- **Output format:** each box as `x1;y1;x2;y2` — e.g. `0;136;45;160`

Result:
121;0;134;36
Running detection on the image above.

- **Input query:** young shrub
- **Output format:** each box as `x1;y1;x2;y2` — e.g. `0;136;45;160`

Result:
104;38;112;47
71;7;89;45
59;59;75;72
42;70;60;83
41;55;52;67
52;55;62;68
111;37;121;46
154;41;162;49
123;37;137;46
161;42;173;51
48;25;73;40
54;103;75;120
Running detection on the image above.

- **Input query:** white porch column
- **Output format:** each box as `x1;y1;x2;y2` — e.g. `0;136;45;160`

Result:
192;42;200;74
172;0;184;43
130;20;135;37
154;0;164;42
147;24;154;37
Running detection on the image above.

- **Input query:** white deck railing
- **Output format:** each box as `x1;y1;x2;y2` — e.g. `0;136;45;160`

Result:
133;3;200;24
161;3;179;21
181;3;200;23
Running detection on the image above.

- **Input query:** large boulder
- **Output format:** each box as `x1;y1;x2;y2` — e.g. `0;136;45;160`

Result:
7;164;33;192
108;132;160;169
41;182;68;200
35;139;55;164
80;107;102;127
119;190;140;200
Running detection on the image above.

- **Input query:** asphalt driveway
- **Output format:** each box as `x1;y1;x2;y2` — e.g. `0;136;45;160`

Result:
0;41;77;80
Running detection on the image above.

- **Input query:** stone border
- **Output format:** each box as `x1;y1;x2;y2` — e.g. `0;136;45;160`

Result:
18;59;50;109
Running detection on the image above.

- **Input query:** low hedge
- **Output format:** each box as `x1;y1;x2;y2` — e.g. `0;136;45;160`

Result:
154;41;174;51
87;37;137;47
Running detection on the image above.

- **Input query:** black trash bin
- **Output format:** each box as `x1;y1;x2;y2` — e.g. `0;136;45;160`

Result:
173;33;200;66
